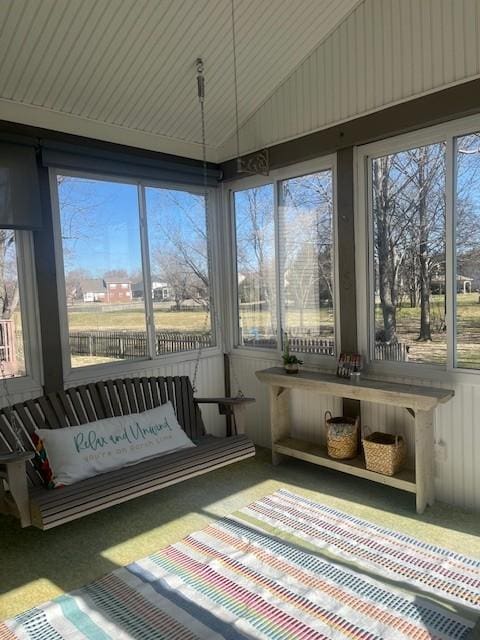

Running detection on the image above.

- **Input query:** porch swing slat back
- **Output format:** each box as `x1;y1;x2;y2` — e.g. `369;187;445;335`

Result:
0;376;255;529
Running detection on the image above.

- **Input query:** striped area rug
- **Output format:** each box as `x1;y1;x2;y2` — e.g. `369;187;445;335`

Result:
2;490;479;640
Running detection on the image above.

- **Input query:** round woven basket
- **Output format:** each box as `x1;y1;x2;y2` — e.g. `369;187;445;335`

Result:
325;411;359;460
362;431;407;476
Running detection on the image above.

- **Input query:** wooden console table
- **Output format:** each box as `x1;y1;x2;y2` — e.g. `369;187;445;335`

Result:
256;367;454;513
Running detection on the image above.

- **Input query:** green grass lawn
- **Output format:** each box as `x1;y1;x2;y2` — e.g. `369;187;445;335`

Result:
67;306;212;333
374;292;480;366
65;294;480;368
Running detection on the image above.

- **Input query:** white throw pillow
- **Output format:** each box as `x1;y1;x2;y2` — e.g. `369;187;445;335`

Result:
36;401;195;487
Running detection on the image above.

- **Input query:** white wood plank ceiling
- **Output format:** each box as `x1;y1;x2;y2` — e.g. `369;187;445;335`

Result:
0;0;361;161
220;0;480;160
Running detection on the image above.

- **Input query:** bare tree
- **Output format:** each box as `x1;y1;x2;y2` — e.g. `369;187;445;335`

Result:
234;186;276;337
372;143;446;343
148;190;210;310
64;268;92;304
0;230;19;319
373;155;399;343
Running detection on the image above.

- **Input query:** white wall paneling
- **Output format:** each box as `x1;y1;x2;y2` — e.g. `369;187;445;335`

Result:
220;0;480;160
361;376;480;512
230;353;341;449
0;383;43;409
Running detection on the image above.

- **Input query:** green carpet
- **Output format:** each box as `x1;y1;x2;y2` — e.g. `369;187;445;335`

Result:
1;447;479;620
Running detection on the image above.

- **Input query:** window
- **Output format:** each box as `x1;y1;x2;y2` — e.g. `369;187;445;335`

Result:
359;117;480;372
456;132;480;369
279;170;335;354
370;143;446;365
232;161;336;357
0;230;26;377
234;185;276;348
55;173;215;370
58;176;145;368
145;187;213;355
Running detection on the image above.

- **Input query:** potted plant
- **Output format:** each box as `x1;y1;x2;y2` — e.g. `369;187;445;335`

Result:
282;340;303;374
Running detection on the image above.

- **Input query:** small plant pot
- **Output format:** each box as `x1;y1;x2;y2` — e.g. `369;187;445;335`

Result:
284;363;299;374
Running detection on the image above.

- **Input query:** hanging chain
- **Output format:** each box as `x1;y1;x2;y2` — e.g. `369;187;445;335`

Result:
191;58;244;398
231;0;242;169
191;58;211;393
0;359;24;453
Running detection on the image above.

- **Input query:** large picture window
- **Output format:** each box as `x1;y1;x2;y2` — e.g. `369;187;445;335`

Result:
279;170;335;354
371;143;446;365
360;118;480;371
146;187;212;355
55;173;214;370
232;161;337;358
234;185;276;349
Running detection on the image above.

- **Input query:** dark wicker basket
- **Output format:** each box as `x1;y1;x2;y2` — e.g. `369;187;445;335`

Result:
325;411;359;459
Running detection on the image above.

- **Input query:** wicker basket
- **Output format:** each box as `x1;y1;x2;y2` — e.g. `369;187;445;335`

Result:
362;431;407;476
325;411;359;460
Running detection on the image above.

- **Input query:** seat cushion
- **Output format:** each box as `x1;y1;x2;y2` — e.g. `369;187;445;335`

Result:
29;435;255;529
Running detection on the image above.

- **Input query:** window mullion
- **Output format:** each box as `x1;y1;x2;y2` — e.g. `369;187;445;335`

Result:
366;157;376;363
445;136;456;370
273;179;283;354
229;189;241;350
138;184;156;360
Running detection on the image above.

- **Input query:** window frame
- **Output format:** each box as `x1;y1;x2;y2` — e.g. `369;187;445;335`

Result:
355;112;480;381
0;229;43;395
50;168;221;383
228;156;340;368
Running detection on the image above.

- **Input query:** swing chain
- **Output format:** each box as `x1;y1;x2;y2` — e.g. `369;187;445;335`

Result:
192;58;244;398
192;58;211;394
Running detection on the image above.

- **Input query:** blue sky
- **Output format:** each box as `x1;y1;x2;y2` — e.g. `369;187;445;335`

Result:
59;177;142;276
58;177;206;278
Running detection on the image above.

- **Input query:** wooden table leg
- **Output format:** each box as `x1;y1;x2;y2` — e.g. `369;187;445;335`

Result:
414;408;435;514
270;385;290;465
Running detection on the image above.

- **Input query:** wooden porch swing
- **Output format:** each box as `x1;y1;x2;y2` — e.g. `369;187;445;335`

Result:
0;375;255;529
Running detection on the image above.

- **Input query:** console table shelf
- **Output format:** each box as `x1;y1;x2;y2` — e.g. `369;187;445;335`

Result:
256;367;454;513
274;436;416;493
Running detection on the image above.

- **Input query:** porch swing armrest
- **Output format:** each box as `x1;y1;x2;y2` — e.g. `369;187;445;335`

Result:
0;451;33;528
0;451;34;465
194;397;255;435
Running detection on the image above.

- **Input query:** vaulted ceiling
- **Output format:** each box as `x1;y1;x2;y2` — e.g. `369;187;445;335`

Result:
0;0;362;161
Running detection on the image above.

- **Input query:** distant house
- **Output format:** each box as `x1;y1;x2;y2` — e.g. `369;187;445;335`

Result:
430;273;474;294
79;278;107;302
104;278;133;303
152;280;170;301
132;278;170;301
